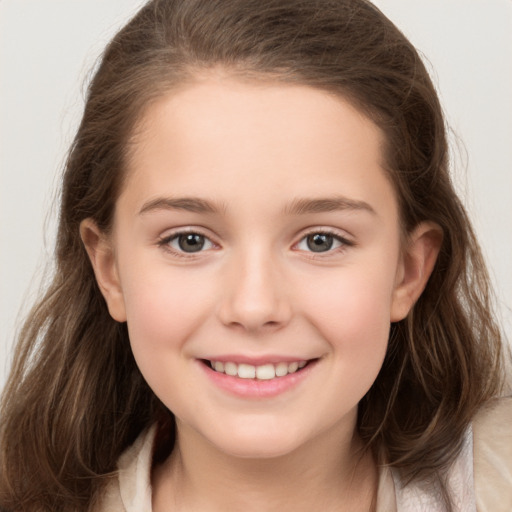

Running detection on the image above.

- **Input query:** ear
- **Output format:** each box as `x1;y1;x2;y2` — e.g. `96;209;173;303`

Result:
80;218;127;322
390;221;442;322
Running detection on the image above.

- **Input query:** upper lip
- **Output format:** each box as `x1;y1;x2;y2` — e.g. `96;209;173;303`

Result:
200;355;316;365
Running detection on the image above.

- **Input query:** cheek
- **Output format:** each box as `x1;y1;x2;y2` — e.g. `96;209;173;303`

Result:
120;267;214;355
301;264;396;366
119;268;217;410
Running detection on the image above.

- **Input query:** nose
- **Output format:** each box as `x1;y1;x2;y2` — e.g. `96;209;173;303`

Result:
217;248;292;333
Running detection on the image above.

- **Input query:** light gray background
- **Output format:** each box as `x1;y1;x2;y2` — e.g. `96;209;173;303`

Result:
1;1;511;389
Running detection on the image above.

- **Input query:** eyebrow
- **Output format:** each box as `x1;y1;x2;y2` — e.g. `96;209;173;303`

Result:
283;196;376;216
139;195;376;217
139;197;226;215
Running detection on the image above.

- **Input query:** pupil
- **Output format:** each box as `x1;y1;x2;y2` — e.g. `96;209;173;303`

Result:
178;233;205;252
307;233;333;252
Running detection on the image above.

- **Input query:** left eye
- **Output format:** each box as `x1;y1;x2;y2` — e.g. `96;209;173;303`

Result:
296;233;345;253
167;233;214;253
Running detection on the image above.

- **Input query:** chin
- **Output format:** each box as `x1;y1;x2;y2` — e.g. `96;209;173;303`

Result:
203;422;311;460
218;439;303;460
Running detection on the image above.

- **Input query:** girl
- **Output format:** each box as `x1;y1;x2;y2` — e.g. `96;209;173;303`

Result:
0;0;510;511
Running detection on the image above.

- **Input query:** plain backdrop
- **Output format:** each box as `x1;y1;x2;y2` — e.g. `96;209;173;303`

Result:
1;1;511;389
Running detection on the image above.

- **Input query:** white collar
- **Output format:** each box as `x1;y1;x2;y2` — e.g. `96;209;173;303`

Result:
115;424;475;512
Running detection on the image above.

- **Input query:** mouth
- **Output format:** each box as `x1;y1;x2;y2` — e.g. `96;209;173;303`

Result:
202;359;315;380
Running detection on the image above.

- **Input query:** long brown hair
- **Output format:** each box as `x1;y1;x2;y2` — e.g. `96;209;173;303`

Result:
0;0;506;510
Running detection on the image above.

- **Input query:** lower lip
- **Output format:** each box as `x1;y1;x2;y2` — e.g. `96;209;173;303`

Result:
198;360;317;399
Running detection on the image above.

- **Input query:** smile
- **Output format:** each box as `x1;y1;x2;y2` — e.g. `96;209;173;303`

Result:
208;360;308;380
199;357;319;398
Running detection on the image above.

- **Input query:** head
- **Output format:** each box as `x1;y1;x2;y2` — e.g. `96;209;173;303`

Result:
64;0;504;469
1;0;504;509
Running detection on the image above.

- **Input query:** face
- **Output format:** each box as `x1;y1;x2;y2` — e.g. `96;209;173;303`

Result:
85;78;427;459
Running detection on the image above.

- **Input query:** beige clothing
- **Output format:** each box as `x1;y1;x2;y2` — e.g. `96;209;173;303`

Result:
95;398;512;511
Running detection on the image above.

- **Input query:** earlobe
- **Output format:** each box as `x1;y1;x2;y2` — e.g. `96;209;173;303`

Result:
80;219;127;322
390;221;442;322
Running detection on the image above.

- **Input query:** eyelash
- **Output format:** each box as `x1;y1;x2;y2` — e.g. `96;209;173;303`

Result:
157;228;217;258
293;229;354;258
157;228;354;258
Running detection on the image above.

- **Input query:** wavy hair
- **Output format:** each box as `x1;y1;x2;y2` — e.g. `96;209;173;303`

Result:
0;0;506;510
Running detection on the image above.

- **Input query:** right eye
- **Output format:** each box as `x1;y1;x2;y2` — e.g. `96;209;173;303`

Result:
159;232;215;254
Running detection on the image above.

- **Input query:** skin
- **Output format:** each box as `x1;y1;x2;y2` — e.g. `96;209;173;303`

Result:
82;77;441;511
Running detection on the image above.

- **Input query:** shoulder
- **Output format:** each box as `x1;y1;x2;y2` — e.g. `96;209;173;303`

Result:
473;396;512;512
91;425;157;512
90;478;125;512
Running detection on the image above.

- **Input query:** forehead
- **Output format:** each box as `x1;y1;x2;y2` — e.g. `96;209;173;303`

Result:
120;78;396;220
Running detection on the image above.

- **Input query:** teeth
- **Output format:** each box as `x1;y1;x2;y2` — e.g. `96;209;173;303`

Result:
256;364;275;380
237;364;256;379
209;360;308;380
288;362;299;373
275;362;289;377
224;362;237;376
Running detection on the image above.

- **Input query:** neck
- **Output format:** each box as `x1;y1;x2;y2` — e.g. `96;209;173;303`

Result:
152;419;377;512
